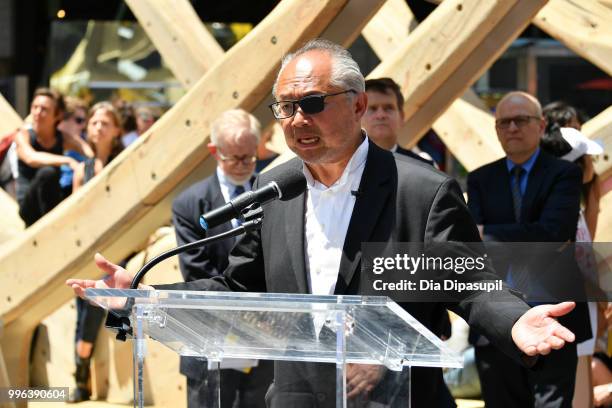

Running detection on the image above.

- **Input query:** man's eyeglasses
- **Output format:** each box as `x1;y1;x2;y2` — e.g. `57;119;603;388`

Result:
269;90;356;119
217;152;257;165
495;115;541;130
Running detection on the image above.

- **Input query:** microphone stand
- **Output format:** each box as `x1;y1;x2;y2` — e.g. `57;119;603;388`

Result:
106;204;265;341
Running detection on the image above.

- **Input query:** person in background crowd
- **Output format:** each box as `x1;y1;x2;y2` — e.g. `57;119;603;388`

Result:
113;100;138;148
121;106;160;147
255;127;279;172
15;87;93;226
362;77;435;166
172;109;273;408
540;102;603;407
69;101;123;403
58;96;89;197
468;91;591;408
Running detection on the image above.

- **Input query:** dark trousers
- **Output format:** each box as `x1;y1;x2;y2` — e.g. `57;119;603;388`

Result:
75;297;106;344
187;360;273;408
16;166;63;227
475;342;577;408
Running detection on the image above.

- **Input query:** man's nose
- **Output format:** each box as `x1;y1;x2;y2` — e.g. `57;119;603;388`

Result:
374;107;386;118
291;106;310;127
508;120;519;131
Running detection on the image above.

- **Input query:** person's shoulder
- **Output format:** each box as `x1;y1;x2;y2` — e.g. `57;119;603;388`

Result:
394;151;448;185
394;146;434;166
537;151;578;172
173;173;218;208
468;157;505;179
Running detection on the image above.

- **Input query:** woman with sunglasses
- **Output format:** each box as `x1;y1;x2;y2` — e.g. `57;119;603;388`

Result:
69;102;123;402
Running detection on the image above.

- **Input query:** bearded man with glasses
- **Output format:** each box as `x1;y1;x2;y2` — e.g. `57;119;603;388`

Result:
171;108;273;408
467;91;590;408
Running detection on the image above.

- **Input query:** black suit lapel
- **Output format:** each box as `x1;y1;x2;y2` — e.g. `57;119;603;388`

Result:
490;160;515;222
335;142;392;294
281;163;309;294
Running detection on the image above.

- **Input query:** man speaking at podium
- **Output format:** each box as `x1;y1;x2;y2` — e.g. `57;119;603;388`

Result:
69;39;580;407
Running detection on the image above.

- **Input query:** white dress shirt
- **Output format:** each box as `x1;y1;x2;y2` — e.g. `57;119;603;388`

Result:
303;136;369;296
216;167;252;228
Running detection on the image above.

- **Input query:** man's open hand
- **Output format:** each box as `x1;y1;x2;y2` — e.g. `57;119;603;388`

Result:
511;301;576;356
66;253;138;298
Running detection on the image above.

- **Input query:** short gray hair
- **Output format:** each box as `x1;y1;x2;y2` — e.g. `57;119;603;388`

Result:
210;109;261;147
272;38;365;98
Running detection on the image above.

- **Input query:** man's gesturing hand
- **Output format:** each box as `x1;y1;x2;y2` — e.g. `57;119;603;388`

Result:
66;253;139;298
511;301;576;356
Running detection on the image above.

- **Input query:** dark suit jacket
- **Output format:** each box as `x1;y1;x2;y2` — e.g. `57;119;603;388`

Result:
467;151;591;342
172;172;237;378
172;172;235;282
159;141;531;406
395;145;435;166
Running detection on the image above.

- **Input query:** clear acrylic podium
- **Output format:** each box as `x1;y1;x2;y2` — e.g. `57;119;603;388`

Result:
86;289;461;408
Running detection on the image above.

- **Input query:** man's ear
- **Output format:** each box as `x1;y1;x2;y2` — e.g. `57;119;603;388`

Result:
354;91;368;119
207;143;217;156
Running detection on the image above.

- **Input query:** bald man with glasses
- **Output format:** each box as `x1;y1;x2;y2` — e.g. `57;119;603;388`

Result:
467;91;590;408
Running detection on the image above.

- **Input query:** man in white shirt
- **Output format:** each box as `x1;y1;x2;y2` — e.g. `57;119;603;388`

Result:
70;39;581;407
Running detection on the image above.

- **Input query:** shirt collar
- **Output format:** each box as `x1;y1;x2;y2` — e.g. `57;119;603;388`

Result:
506;148;540;174
302;134;369;191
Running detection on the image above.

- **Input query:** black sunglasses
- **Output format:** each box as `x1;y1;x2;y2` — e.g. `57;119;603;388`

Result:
269;90;356;119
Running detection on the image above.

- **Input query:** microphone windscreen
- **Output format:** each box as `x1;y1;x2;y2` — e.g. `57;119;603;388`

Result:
275;167;307;201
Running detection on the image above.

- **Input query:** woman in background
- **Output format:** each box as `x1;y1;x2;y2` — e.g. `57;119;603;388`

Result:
69;102;123;402
541;101;603;408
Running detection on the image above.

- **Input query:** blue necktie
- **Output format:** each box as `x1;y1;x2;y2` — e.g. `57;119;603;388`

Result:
511;166;524;222
231;185;245;200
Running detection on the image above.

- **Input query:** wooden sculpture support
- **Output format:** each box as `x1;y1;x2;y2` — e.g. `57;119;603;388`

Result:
370;0;549;146
0;0;351;390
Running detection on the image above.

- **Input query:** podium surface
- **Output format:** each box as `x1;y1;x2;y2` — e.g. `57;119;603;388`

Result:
86;289;461;407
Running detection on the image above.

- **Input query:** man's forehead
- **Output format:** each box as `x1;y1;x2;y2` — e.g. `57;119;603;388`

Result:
367;90;396;102
276;52;331;95
496;95;539;117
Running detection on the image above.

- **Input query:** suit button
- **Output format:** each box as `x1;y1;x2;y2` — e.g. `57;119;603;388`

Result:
316;392;326;402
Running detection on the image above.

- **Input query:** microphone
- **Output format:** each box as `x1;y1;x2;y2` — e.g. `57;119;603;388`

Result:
199;168;306;230
351;189;363;197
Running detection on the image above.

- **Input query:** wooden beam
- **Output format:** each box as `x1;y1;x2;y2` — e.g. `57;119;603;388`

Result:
0;0;350;388
533;0;612;76
0;188;23;245
583;106;612;182
362;0;500;168
125;0;224;88
0;93;22;137
369;0;548;147
361;0;418;53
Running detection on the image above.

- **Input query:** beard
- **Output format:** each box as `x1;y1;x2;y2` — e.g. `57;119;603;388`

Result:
224;172;252;186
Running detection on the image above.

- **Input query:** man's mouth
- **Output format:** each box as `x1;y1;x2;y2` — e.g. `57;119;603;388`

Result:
297;137;320;145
